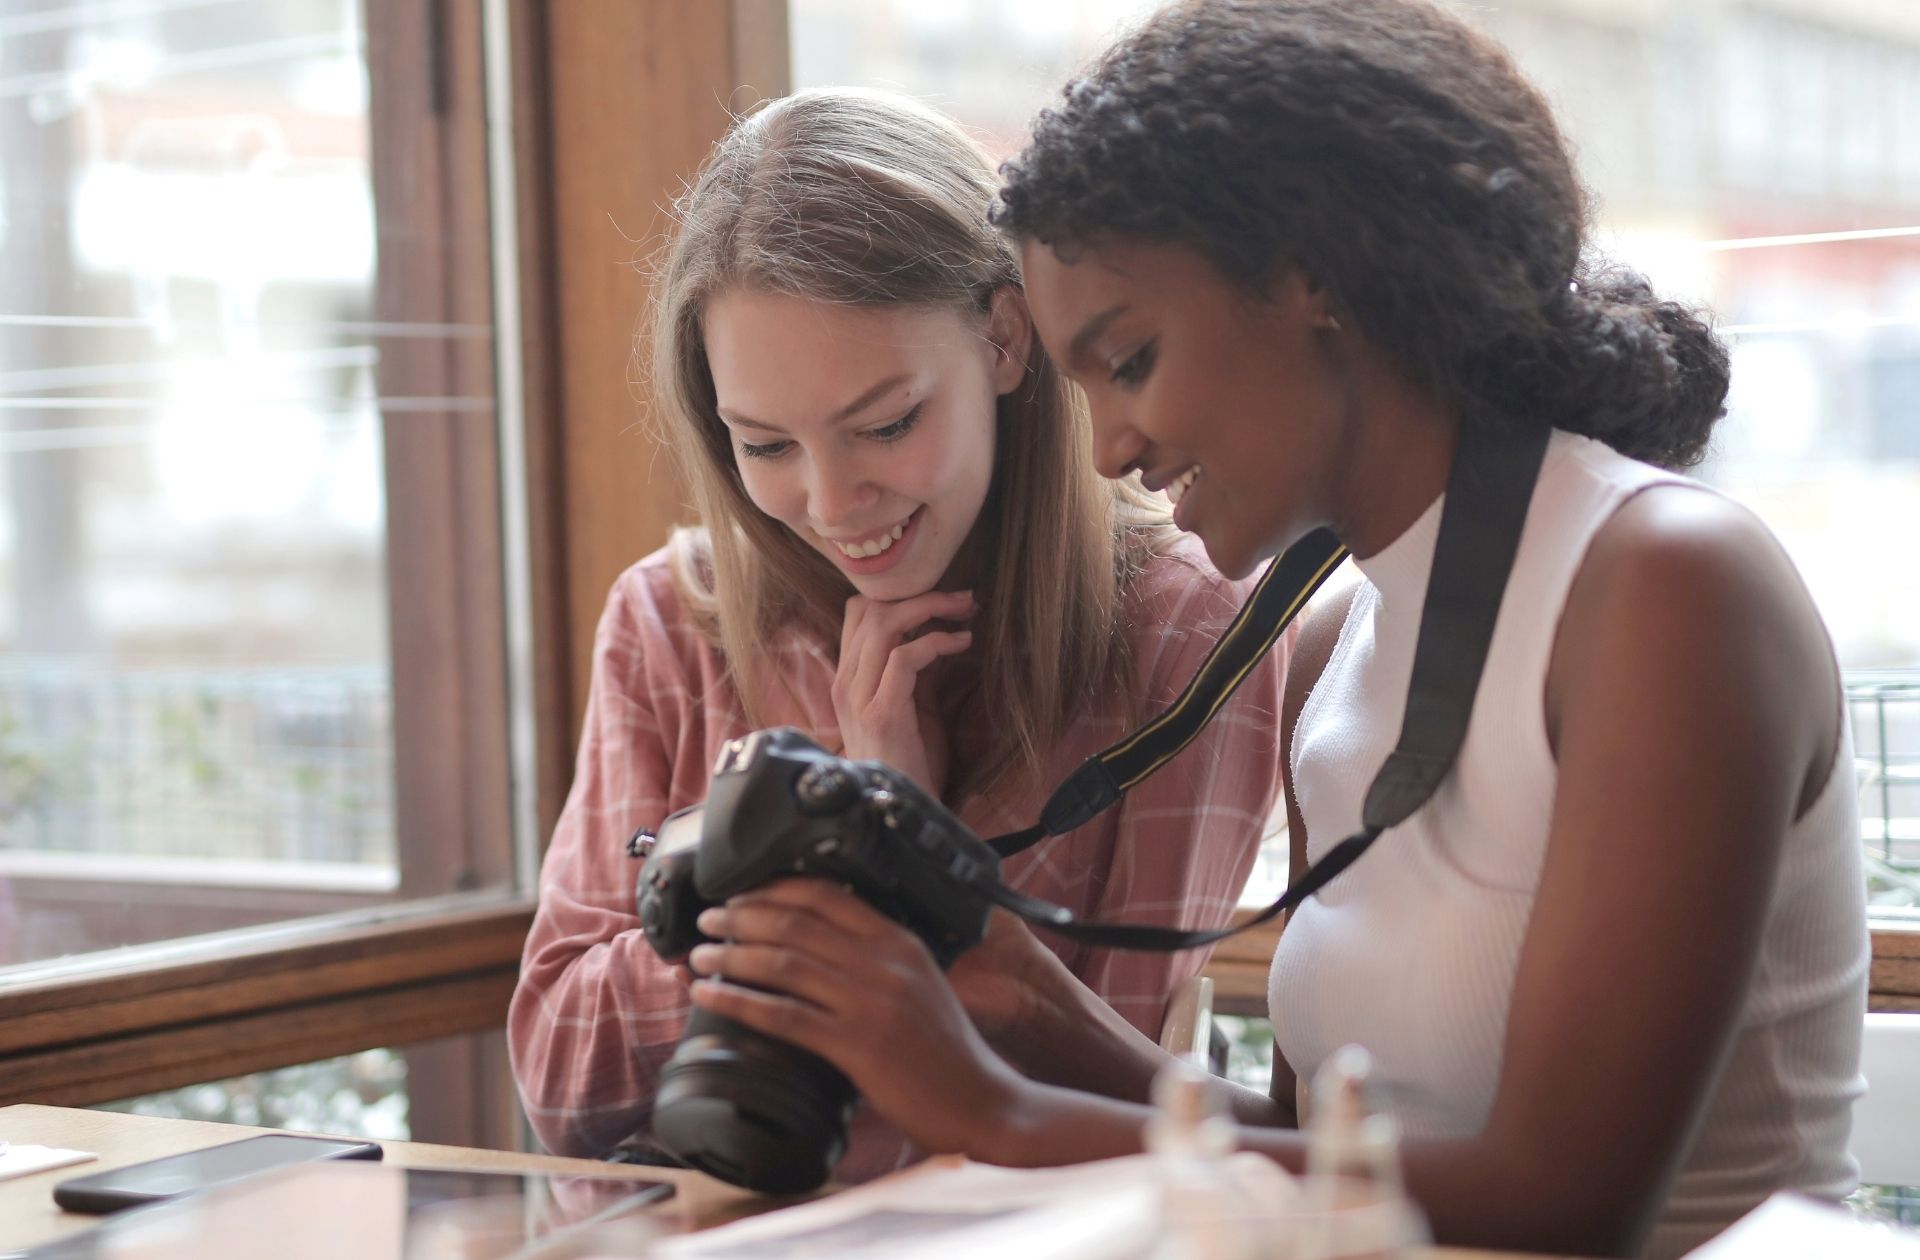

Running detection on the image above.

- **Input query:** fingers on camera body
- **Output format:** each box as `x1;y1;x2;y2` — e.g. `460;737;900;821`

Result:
703;879;890;944
689;883;931;990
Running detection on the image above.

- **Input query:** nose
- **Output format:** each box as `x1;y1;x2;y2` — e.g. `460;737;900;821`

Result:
1087;403;1149;481
805;451;879;529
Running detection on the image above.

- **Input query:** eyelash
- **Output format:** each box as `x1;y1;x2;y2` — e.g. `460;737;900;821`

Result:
1110;342;1157;389
867;403;926;442
736;404;924;460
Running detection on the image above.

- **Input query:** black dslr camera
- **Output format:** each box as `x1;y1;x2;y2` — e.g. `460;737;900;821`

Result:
630;726;1001;1192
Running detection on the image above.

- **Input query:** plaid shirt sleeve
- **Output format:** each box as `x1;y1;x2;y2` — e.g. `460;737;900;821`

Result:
507;564;695;1158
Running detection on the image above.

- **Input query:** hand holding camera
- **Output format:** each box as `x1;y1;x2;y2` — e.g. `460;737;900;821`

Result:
688;878;1031;1165
631;726;1006;1192
944;908;1063;1052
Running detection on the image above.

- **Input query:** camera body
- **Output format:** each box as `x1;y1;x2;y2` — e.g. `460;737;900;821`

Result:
631;727;1001;1192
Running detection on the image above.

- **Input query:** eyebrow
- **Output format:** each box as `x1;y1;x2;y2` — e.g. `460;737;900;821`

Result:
1066;304;1130;371
720;372;915;434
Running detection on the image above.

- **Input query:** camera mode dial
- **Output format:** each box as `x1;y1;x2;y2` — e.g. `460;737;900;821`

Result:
795;763;859;815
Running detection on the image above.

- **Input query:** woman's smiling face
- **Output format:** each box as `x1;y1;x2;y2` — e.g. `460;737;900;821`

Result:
1018;236;1351;580
703;289;1026;600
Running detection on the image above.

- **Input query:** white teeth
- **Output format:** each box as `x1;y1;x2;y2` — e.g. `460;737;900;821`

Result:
1166;465;1202;506
834;520;908;559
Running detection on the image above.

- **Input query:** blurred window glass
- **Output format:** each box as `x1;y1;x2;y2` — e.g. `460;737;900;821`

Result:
98;1029;515;1149
0;0;513;970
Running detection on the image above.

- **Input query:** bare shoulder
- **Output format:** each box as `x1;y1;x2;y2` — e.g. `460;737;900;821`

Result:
1568;483;1827;669
1551;483;1839;808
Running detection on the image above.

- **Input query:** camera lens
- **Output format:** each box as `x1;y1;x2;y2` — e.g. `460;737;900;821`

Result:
651;1008;853;1193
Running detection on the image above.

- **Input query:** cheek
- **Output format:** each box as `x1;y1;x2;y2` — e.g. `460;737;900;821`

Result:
935;390;1000;491
931;428;995;516
735;460;800;524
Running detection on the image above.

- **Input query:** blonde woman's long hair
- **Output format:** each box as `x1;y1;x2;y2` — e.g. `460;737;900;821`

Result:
647;87;1167;803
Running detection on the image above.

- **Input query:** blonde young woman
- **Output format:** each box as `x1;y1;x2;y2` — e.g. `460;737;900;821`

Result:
507;88;1290;1181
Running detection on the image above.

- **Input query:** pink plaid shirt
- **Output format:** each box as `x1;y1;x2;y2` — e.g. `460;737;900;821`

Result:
509;536;1288;1179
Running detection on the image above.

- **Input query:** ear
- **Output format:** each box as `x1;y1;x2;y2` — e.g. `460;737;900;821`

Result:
984;285;1034;396
1295;266;1345;333
1262;263;1343;333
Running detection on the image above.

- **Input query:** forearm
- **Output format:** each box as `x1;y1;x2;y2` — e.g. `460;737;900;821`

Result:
977;1079;1156;1167
1014;969;1297;1127
999;950;1295;1132
980;1077;1308;1169
1001;949;1169;1102
1397;1135;1652;1258
974;1070;1640;1255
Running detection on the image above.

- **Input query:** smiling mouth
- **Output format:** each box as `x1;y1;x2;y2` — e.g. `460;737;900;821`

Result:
1165;465;1201;505
829;513;914;560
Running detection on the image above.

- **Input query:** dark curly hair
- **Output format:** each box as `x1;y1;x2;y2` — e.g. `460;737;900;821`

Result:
994;0;1729;468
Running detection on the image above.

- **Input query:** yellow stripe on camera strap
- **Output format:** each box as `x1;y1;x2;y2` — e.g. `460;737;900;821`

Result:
986;527;1348;860
979;419;1553;952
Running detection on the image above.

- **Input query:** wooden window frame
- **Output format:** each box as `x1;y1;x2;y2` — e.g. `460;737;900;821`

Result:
0;900;531;1107
0;0;790;1118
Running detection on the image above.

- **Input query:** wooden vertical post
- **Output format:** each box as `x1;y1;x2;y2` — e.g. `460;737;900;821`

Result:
513;1;792;838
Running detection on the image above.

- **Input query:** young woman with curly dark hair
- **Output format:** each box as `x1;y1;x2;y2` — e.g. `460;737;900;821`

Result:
682;5;1868;1254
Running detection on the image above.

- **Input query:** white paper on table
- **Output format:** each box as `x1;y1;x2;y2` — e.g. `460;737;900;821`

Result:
0;1143;97;1182
1684;1192;1920;1258
651;1152;1293;1260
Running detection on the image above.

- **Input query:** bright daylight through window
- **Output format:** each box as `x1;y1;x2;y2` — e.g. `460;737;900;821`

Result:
0;0;513;972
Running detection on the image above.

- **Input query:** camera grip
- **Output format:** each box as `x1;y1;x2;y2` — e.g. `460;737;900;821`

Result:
637;848;712;962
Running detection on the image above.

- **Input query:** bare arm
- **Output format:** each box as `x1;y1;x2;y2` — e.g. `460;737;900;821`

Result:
964;489;1842;1255
1404;487;1841;1253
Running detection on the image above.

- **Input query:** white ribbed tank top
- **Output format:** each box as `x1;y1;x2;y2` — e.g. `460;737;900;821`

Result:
1269;431;1869;1259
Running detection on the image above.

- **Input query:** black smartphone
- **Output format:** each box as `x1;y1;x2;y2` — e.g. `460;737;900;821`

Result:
51;1133;383;1214
25;1162;677;1258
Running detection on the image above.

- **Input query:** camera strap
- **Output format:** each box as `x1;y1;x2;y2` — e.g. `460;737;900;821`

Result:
975;419;1552;951
986;526;1351;861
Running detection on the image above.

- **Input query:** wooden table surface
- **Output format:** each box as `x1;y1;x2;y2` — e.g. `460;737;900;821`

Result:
0;1103;1558;1258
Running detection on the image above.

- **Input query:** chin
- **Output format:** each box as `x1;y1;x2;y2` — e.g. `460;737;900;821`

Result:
1199;534;1259;582
851;567;937;601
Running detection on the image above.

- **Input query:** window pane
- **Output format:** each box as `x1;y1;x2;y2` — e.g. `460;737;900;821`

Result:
101;1047;412;1141
791;0;1161;163
96;1029;516;1148
0;0;511;968
1461;2;1920;674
